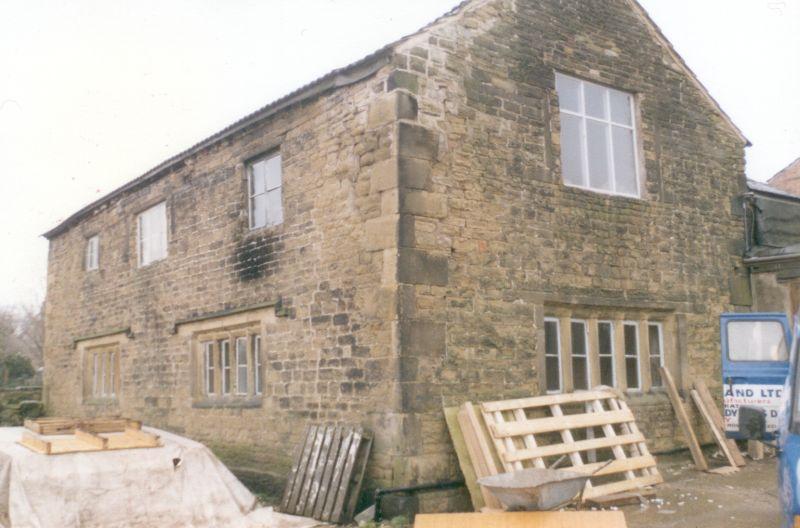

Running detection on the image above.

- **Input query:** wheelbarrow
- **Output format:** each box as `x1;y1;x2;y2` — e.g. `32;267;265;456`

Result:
477;460;613;511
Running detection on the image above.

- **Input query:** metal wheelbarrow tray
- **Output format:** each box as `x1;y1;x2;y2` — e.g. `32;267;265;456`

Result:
477;468;590;511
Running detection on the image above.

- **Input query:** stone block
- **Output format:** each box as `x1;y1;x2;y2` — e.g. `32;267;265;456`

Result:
369;158;398;194
397;122;438;161
364;215;398;251
400;319;446;358
400;190;447;219
387;70;420;94
397;248;448;286
398;157;432;191
367;91;418;129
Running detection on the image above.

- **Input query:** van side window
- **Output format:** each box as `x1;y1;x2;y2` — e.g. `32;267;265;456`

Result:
727;321;788;361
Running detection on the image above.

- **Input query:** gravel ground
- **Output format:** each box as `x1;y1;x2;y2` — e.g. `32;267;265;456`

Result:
624;449;781;528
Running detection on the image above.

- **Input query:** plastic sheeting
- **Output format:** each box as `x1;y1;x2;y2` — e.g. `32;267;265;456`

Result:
0;427;324;528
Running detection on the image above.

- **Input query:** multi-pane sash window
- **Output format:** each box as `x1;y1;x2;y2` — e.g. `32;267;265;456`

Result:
253;335;263;395
648;323;664;388
623;323;640;390
555;73;640;197
248;153;283;229
235;337;248;395
86;235;99;271
598;321;615;386
197;333;263;399
137;201;168;266
544;318;561;393
203;342;215;395
570;320;590;390
220;340;231;395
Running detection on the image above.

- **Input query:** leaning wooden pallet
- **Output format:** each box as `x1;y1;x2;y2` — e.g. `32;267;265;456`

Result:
463;388;661;502
280;424;372;524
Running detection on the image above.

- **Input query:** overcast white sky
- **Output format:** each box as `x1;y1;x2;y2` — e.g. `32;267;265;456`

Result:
1;0;799;309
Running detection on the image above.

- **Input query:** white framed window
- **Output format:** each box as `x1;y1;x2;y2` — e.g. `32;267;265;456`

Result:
623;322;640;390
253;335;263;395
203;342;215;395
235;337;248;395
544;318;562;393
555;73;640;197
597;321;615;387
570;320;590;390
248;152;283;229
137;201;168;266
86;235;99;271
648;323;665;388
220;339;231;395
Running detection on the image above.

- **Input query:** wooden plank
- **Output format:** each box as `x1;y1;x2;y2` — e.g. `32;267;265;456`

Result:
582;473;663;500
693;380;746;467
489;409;634;437
480;390;617;412
444;406;485;511
19;432;51;454
322;428;355;521
343;434;372;523
660;366;708;471
569;455;657;477
303;425;334;517
312;426;343;520
689;389;738;469
414;511;628;528
281;425;311;512
296;426;325;515
284;425;317;513
74;429;108;450
331;428;363;523
502;433;645;462
708;466;740;475
24;417;140;436
105;429;160;450
456;405;504;510
548;403;591;490
590;399;635;481
585;489;655;508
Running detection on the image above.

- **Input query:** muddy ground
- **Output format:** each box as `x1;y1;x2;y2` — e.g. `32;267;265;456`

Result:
625;449;781;528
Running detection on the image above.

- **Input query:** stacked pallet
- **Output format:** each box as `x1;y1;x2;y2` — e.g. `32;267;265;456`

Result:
19;417;160;455
447;388;662;509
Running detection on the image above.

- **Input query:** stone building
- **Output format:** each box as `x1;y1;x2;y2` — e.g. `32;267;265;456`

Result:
743;179;800;315
768;157;800;196
44;0;750;510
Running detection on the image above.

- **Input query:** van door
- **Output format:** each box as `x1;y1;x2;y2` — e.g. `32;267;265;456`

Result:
721;312;791;440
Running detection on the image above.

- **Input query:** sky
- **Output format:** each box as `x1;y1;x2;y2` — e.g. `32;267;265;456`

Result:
0;0;798;309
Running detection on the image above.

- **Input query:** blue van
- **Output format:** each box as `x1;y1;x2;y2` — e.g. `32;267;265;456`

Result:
721;313;793;526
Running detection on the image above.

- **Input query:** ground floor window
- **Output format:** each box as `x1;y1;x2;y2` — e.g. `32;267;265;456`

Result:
197;331;262;399
543;313;670;394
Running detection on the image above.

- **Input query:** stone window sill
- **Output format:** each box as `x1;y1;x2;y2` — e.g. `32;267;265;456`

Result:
192;397;263;409
84;397;119;406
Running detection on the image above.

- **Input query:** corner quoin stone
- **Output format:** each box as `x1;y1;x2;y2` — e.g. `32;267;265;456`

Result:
367;91;419;129
397;248;448;286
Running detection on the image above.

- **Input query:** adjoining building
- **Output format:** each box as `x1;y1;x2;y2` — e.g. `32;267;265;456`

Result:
43;0;751;511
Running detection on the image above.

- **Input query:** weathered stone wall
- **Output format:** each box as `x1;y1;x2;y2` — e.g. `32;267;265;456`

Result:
43;65;405;487
380;0;747;507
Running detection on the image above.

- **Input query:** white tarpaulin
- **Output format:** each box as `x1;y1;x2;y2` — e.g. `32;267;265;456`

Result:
0;427;324;528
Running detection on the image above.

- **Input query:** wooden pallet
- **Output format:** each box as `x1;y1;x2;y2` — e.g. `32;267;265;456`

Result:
20;426;160;455
24;417;142;435
476;389;662;501
280;425;372;524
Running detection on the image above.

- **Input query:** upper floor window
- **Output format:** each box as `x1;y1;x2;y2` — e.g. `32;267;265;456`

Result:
85;235;99;271
555;73;640;197
248;152;283;229
137;201;167;267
